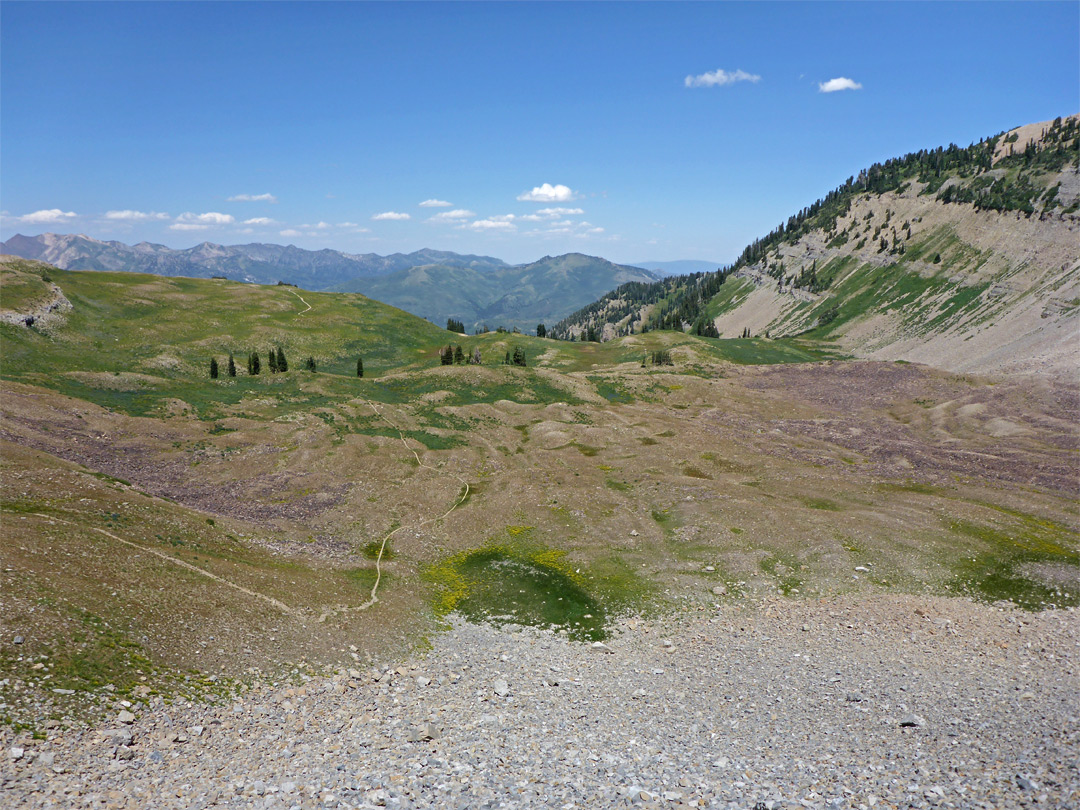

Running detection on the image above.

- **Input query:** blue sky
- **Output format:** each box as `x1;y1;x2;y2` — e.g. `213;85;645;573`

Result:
2;1;1077;265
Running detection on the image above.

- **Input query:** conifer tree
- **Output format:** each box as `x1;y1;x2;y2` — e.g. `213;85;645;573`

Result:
210;357;219;379
305;356;316;372
454;345;464;364
250;351;261;375
512;347;526;367
536;323;546;338
227;354;237;377
356;357;363;378
268;348;279;374
504;350;510;365
277;347;288;372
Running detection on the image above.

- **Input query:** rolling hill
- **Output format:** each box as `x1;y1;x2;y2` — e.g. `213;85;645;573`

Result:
331;253;661;332
556;115;1080;377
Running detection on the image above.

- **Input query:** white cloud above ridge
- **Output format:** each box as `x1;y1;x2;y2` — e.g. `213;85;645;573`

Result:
18;209;78;224
169;212;235;231
684;68;761;88
372;211;411;221
242;217;277;226
517;183;579;203
227;193;278;203
818;77;862;93
105;210;169;221
419;199;453;207
280;229;303;238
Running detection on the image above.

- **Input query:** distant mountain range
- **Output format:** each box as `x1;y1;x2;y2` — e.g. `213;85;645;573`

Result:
0;233;508;290
332;253;661;332
1;233;660;332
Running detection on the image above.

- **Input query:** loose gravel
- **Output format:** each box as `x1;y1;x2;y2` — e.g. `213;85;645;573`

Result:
3;594;1077;809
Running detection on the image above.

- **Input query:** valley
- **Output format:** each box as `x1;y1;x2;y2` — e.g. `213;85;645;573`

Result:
1;117;1078;808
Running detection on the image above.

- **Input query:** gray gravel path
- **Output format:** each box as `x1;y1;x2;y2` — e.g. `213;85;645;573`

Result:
3;594;1077;809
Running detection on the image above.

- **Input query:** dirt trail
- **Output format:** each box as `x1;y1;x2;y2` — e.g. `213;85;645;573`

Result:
17;512;294;614
316;398;469;623
286;288;312;316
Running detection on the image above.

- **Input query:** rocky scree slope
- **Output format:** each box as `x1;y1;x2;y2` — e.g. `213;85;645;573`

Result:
557;116;1080;377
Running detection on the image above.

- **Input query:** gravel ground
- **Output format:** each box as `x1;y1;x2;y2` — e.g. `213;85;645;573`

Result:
3;594;1077;810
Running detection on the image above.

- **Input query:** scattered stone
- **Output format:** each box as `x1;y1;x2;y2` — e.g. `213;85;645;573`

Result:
492;679;510;697
10;747;24;760
899;713;926;728
117;710;136;725
1016;774;1040;791
13;636;23;645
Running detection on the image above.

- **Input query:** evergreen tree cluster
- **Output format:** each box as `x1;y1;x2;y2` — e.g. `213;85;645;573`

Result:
446;318;465;334
440;344;482;365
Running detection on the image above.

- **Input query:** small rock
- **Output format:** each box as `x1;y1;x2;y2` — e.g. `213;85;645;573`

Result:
416;676;431;687
117;710;136;725
590;641;613;654
899;713;926;728
407;723;440;742
13;636;23;645
711;586;726;596
1016;774;1040;791
629;530;639;537
37;752;55;769
492;679;510;697
115;746;135;761
10;747;24;761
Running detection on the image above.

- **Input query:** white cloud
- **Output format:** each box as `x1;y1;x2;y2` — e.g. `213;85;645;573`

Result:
18;209;78;224
169;212;235;231
818;77;862;93
516;183;579;203
242;217;277;226
105;210;169;221
227;193;278;203
684;68;761;88
301;221;332;229
537;207;584;217
419;199;453;207
429;209;475;223
280;229;303;238
372;211;411;221
467;219;517;232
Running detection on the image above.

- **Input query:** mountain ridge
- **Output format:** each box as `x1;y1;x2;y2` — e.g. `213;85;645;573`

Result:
555;115;1080;377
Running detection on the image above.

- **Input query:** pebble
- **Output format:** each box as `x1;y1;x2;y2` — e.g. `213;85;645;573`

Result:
2;594;1077;809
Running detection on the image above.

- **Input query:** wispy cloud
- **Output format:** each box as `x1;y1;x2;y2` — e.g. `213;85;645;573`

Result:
818;77;862;93
280;229;303;238
429;209;476;223
105;210;169;221
419;199;453;208
372;211;411;221
227;193;278;203
466;218;516;232
684;68;761;88
242;217;277;226
169;212;235;231
517;183;579;203
18;209;78;224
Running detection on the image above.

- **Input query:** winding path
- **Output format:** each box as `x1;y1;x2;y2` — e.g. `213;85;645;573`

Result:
316;398;470;623
287;287;312;316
